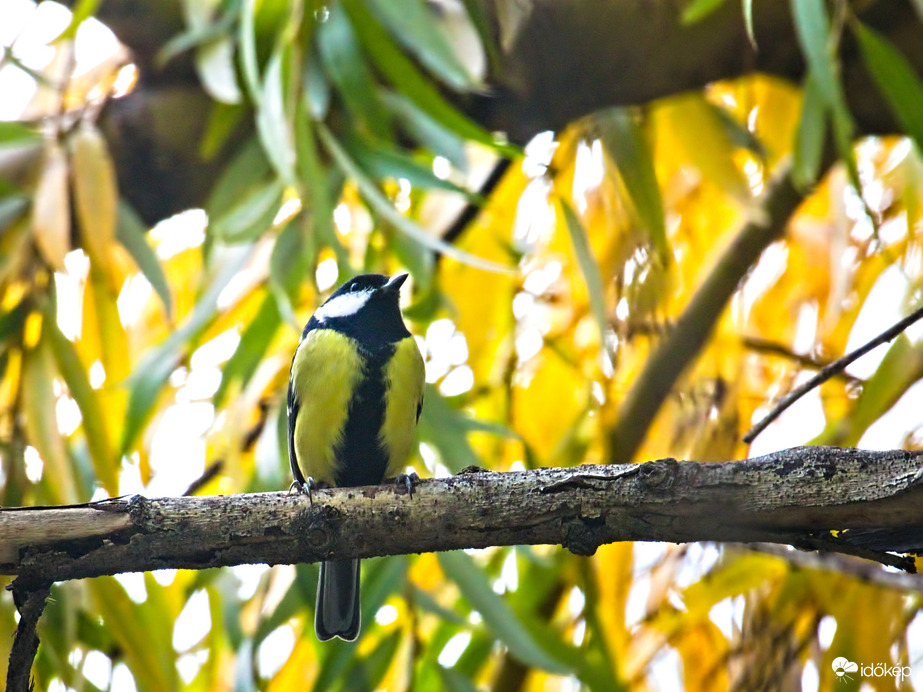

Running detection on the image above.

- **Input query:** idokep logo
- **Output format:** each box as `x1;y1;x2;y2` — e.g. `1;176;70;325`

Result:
831;657;912;683
832;657;858;683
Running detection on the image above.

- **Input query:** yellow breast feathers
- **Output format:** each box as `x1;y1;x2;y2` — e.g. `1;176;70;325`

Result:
290;329;364;486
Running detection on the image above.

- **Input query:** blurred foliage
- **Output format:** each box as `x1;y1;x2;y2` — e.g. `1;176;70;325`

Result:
0;0;922;690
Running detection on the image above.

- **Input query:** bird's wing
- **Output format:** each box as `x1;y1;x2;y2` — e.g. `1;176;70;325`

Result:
381;336;426;477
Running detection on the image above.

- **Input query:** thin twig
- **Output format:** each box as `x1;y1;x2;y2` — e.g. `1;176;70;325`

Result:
741;335;862;385
743;302;923;443
748;542;923;592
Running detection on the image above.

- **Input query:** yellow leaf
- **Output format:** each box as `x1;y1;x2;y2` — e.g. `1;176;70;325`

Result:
31;140;71;271
70;120;118;269
654;93;750;203
267;631;318;691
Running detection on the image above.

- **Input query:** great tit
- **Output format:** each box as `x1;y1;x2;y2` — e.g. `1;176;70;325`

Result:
287;273;425;641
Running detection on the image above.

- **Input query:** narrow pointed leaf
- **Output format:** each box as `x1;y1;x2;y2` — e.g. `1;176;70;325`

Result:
340;0;516;156
47;323;117;494
318;124;514;274
117;200;173;319
438;550;572;675
793;72;827;189
316;2;390;137
213;294;280;409
559;200;610;354
367;0;476;90
594;108;666;257
31;141;70;271
70;120;118;267
22;335;79;503
854;22;923;157
681;0;726;24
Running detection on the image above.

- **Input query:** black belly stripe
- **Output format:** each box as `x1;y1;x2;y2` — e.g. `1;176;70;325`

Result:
332;343;395;487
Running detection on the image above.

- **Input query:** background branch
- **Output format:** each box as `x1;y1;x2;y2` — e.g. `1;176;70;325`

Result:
608;160;818;463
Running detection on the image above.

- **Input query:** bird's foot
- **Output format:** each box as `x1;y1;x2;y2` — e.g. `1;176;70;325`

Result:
289;477;320;505
393;471;420;498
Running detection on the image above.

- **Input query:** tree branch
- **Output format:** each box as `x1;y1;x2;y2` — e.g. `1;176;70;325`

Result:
1;447;921;584
6;579;51;692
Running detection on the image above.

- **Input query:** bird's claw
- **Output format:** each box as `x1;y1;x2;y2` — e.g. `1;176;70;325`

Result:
289;477;318;506
395;471;420;498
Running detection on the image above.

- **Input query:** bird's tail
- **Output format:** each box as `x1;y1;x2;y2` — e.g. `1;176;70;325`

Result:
315;559;361;641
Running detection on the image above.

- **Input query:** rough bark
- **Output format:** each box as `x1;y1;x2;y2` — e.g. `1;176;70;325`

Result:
1;447;921;584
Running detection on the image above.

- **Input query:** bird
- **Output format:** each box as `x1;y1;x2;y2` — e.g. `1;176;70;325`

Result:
287;272;425;641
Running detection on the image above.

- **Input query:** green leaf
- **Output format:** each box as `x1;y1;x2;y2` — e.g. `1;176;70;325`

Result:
0;121;39;146
0;194;29;234
791;0;857;189
238;0;261;98
416;385;518;472
437;551;572;675
341;630;403;690
267;215;310;328
681;0;727;24
303;53;331;120
256;46;296;183
594;108;667;258
318;123;515;274
157;11;236;67
0;299;29;344
791;0;841;114
209;179;284;242
854;22;923;157
438;667;481;692
58;0;100;39
316;2;391;138
559;200;610;357
367;0;476;91
47;323;117;494
116;200;173;319
213;294;281;409
793;72;827;190
22;336;79;503
89;578;178;692
818;334;923;447
458;0;502;76
742;0;756;47
207;138;273;219
379;90;469;171
340;0;516;156
344;133;479;198
913;0;923;21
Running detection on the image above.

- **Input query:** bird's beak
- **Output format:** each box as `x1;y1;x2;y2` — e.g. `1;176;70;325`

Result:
382;273;409;294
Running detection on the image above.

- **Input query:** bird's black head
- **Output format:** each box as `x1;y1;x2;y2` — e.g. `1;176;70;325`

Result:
308;273;410;345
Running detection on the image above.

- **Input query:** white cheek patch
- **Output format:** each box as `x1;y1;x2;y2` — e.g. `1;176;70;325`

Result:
314;289;373;322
